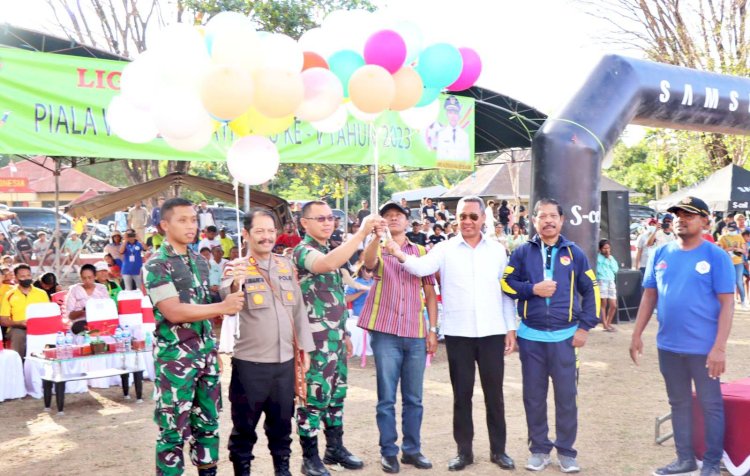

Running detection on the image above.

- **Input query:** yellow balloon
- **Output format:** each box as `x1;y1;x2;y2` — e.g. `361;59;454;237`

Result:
229;108;293;137
228;113;251;137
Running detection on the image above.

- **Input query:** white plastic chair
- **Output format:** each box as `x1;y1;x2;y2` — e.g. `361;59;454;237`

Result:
84;299;122;388
0;327;25;402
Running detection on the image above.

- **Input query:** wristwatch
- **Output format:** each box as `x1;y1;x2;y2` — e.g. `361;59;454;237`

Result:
429;326;439;334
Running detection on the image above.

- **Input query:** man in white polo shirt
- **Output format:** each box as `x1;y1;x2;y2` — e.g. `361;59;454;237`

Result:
386;195;517;472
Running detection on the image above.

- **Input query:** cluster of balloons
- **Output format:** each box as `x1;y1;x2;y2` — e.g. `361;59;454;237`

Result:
108;9;482;186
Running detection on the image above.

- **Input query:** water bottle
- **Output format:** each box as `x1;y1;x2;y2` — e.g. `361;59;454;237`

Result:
55;331;65;359
64;331;74;359
114;326;124;352
122;325;132;352
145;331;153;351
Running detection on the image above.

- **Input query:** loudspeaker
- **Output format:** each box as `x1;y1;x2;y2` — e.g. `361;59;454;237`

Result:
600;190;632;269
615;269;642;323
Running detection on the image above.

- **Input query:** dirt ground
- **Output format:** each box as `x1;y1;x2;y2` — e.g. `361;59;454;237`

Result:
2;310;749;476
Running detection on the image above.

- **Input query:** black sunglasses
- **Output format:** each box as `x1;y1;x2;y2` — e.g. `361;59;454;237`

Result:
459;213;480;221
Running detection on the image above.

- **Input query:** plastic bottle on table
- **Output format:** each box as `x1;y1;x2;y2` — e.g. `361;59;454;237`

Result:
64;331;74;359
145;331;153;351
114;326;124;352
55;331;65;359
122;325;132;352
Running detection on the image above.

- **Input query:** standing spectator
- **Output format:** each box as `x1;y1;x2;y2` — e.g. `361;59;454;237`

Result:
357;200;371;226
198;225;221;252
104;230;124;266
634;219;658;277
498;200;511;234
0;232;13;256
32;231;53;266
73;215;86;236
0;264;49;358
145;225;165;257
95;261;122;301
293;201;376;475
400;198;411;218
64;264;110;334
734;213;748;232
222;208;314;476
276;222;302;250
144;197;245;476
33;272;61;300
219;227;235;259
406;221;426;246
329;217;344;249
597;239;620;332
344;223;364;265
646;214;676;250
421;221;433;238
229;246;240;261
712;214;731;241
62;231;83;269
438;201;453;221
203;247;222;303
494;223;508;250
211;246;227;270
128;202;149;243
388;196;517;472
421;198;438;223
115;207;128;232
0;267;15;299
506;223;528;255
120;229;144;291
485;200;497;236
197;200;216;231
718;222;748;309
501;198;599;473
14;230;33;263
630;197;733;476
345;266;373;318
435;212;448;228
428;224;446;247
359;201;438;473
152;197;165;226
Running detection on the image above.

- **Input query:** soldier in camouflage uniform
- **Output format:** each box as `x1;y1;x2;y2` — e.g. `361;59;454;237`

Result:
293;200;383;476
144;198;244;476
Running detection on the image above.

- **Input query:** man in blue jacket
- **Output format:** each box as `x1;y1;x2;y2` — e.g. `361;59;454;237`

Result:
501;198;599;473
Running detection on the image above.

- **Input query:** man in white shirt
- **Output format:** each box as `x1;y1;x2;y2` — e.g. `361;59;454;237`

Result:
197;201;216;232
198;226;222;252
385;195;517;472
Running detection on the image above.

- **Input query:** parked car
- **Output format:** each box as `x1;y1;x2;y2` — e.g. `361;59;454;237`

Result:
10;207;73;236
628;204;656;223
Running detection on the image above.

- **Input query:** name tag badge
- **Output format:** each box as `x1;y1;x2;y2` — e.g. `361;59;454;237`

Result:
129;255;135;263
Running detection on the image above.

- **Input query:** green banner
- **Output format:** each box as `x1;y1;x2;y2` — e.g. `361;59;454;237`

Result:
0;47;474;168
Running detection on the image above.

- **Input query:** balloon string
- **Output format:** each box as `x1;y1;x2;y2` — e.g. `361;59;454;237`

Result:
374;125;379;208
234;180;244;259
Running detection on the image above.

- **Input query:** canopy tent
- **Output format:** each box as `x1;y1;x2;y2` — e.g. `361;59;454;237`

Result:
0;23;126;60
650;164;750;213
390;186;448;203
66;172;292;224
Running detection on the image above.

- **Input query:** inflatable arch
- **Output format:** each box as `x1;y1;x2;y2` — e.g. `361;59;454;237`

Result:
532;54;750;263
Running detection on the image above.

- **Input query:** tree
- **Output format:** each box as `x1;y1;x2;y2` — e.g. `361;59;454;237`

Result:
583;0;749;168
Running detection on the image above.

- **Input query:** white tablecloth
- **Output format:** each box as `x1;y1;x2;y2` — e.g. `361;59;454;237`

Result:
24;358;89;399
0;349;26;402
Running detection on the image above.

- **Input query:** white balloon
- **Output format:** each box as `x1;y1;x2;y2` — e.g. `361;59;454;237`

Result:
149;23;211;91
310;104;348;133
226;136;280;186
107;96;158;144
399;100;440;131
347;101;379;123
163;119;215;152
151;89;213;140
393;20;424;64
210;19;262;74
119;52;159;111
259;34;304;72
298;27;337;57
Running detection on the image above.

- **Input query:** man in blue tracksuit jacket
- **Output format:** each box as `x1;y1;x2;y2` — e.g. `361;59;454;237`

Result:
501;199;599;473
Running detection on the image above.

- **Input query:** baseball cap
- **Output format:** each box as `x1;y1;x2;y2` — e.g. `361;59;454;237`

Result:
379;201;409;218
444;95;461;112
94;261;109;272
727;222;739;231
666;196;710;218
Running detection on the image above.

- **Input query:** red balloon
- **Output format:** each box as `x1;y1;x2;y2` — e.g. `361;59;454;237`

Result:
447;47;482;92
303;51;329;71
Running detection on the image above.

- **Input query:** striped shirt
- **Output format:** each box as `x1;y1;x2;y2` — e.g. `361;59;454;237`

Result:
357;240;436;338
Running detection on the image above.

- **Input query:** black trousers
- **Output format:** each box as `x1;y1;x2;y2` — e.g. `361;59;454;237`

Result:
445;334;507;456
228;358;295;462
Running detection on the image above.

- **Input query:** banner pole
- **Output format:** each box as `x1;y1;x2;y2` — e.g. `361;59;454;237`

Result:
234;180;244;259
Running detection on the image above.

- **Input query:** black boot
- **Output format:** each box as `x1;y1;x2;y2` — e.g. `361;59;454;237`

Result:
231;459;251;476
273;455;292;476
198;465;218;476
323;427;364;470
300;435;331;476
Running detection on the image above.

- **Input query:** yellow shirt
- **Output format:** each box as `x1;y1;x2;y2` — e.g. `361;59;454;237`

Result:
0;285;50;322
719;234;746;266
220;236;234;258
73;217;86;235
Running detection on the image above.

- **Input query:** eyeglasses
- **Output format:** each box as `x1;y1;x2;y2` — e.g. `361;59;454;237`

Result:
303;215;335;223
459;213;480;221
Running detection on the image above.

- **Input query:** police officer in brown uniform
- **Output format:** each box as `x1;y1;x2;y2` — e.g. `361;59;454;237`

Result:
223;209;315;476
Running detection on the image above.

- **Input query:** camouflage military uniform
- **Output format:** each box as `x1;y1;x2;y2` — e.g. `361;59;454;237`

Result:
144;240;221;476
293;235;349;437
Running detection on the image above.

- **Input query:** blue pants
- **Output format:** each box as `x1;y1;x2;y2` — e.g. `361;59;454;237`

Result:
658;349;724;467
370;331;426;457
733;263;745;302
518;336;578;457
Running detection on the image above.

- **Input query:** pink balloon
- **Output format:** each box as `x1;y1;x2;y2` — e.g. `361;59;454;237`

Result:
447;47;482;92
296;67;344;121
364;29;406;74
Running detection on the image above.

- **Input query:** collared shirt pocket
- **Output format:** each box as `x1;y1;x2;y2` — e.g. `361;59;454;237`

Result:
245;283;271;310
279;281;297;307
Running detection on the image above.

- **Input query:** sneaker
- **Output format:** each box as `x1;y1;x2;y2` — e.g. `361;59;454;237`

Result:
558;455;581;473
525;453;551;471
699;465;721;476
742;301;750;310
652;458;698;476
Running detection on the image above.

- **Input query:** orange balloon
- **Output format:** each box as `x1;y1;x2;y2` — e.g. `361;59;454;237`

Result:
199;65;254;120
303;51;329;70
253;70;305;118
390;66;423;111
348;65;395;114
